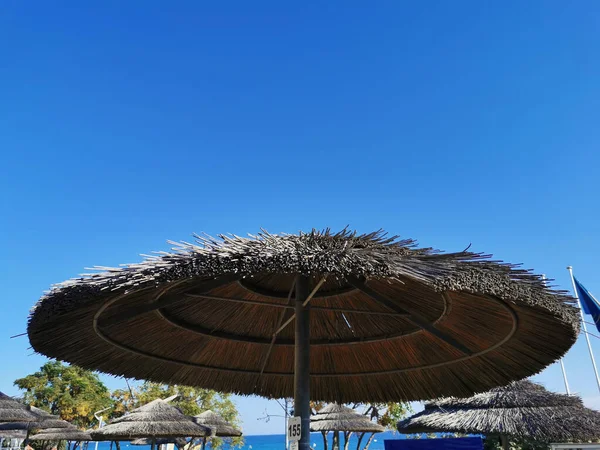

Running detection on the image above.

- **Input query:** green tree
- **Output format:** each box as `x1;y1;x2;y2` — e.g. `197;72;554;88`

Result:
14;361;113;429
367;402;412;430
357;403;411;450
111;382;243;450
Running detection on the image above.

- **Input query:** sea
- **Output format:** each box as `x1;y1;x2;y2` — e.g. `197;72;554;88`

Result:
87;432;405;450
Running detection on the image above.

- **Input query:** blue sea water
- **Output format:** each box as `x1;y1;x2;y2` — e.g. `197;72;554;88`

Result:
89;432;405;450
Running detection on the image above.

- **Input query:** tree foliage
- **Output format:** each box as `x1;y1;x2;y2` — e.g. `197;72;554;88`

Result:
366;402;412;430
14;361;112;429
111;382;243;449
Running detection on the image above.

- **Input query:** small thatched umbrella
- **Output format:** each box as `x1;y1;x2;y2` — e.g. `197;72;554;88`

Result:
0;406;72;431
0;429;27;439
397;380;600;448
193;410;241;450
31;425;93;450
29;229;582;450
91;399;210;450
0;427;27;450
131;437;188;447
0;404;72;445
0;392;38;423
0;428;27;450
312;404;384;450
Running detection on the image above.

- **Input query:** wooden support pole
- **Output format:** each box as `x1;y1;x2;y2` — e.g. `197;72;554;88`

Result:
294;275;311;450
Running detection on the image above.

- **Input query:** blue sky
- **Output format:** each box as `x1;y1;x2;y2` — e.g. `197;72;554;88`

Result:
1;0;600;436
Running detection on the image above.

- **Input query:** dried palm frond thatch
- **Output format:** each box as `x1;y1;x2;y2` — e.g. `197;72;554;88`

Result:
311;404;384;433
0;429;27;439
193;411;241;437
91;399;209;441
131;437;188;446
397;380;600;442
193;410;241;450
30;426;92;442
0;392;38;423
0;405;71;431
29;229;580;402
312;404;384;450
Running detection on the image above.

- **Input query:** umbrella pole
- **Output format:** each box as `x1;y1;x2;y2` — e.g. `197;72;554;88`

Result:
295;275;311;450
201;437;206;450
500;435;509;450
151;438;155;450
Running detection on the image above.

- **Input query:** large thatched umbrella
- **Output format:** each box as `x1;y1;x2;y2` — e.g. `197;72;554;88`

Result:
193;410;241;450
311;404;384;450
397;380;600;448
28;229;581;450
0;392;38;423
91;399;209;450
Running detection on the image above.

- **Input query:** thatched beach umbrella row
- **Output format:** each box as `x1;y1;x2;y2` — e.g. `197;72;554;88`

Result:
0;393;76;445
397;380;600;447
1;393;241;450
28;229;582;450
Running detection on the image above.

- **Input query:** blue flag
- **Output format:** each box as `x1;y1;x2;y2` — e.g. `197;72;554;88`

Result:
574;277;600;333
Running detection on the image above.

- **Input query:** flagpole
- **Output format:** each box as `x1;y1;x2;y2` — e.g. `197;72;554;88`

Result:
558;359;571;394
567;266;600;393
543;274;571;394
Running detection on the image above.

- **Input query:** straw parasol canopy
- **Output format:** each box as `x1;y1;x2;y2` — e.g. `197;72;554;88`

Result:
91;399;210;441
0;429;27;439
0;392;38;423
311;404;385;433
0;406;72;432
131;437;188;446
30;426;93;442
193;411;241;437
397;380;600;443
28;229;579;403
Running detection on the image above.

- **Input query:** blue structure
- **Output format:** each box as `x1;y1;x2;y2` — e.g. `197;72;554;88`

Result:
384;437;483;450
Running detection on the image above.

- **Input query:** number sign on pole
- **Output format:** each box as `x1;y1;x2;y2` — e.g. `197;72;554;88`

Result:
287;416;302;442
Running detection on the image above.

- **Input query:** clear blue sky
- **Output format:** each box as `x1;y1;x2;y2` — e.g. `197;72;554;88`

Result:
1;0;599;436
